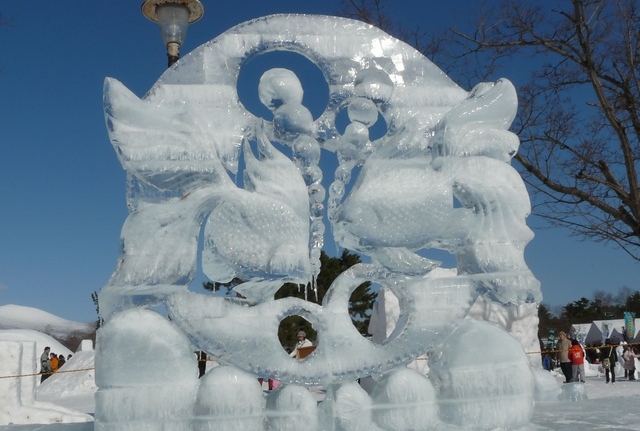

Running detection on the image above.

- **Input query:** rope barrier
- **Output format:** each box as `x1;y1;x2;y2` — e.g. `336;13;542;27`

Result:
532;342;639;356
0;367;96;380
0;359;215;380
1;344;637;380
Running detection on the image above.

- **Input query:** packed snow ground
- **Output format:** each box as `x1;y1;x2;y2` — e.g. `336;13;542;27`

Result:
2;306;640;430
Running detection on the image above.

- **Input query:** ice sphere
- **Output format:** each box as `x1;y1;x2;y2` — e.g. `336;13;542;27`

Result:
319;382;377;431
429;320;535;429
293;135;321;165
354;68;394;104
265;384;318;431
273;103;316;138
347;97;379;126
259;68;304;110
193;366;265;431
370;368;439;431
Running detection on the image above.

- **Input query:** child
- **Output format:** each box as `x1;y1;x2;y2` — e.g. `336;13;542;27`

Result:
568;339;585;383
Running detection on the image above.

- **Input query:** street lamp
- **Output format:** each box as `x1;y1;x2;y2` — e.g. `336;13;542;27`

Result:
141;0;204;68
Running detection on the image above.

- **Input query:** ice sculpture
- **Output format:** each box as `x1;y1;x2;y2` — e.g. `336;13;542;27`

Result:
98;14;545;431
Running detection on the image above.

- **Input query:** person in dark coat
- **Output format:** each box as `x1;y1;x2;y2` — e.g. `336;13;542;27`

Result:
196;350;207;378
599;338;617;384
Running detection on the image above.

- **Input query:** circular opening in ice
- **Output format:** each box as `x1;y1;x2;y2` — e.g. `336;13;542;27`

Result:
335;107;388;141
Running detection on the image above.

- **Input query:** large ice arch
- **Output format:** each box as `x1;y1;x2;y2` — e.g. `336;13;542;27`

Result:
98;14;550;431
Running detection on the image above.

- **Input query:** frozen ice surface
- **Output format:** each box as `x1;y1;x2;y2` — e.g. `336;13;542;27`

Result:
98;13;544;431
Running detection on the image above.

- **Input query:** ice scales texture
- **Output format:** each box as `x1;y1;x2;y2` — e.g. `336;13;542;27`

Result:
98;14;545;431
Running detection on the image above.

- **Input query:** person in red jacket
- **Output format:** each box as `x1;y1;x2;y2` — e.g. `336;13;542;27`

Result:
568;339;585;383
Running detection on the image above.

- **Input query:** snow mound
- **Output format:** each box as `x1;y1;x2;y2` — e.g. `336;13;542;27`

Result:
0;329;71;359
0;305;94;339
37;350;96;400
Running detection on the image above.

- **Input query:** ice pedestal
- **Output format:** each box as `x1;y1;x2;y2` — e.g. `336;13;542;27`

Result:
560;382;588;402
94;309;198;431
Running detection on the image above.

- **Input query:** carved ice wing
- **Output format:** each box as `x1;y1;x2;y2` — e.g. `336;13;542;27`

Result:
243;125;309;221
103;77;242;192
434;79;520;162
202;133;311;300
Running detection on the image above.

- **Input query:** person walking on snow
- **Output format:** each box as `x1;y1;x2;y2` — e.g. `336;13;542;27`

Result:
600;339;617;384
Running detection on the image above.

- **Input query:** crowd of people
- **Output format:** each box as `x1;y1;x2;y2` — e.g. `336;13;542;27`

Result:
546;331;640;385
39;346;71;382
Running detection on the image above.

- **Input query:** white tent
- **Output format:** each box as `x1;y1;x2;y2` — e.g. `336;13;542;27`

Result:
572;319;640;346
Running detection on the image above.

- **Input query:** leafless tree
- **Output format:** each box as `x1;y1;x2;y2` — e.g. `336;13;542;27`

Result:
340;0;640;261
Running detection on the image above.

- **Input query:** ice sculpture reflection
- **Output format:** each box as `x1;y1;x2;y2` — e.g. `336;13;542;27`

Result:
97;14;552;431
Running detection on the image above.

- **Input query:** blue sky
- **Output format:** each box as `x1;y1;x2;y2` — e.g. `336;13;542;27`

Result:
0;0;637;323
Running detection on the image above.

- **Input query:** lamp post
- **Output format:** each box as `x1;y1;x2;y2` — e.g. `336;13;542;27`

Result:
141;0;204;68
